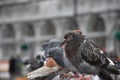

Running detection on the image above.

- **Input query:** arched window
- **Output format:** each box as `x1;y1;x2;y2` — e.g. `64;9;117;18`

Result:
41;20;55;35
67;17;79;30
88;14;105;32
21;23;35;37
114;24;120;56
2;43;16;58
116;10;120;20
2;24;15;39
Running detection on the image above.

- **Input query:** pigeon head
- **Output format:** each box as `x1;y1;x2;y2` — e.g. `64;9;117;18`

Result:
64;30;82;41
42;39;62;50
48;39;62;48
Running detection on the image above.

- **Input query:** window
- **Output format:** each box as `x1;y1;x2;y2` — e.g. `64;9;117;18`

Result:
2;43;16;58
26;42;35;55
67;17;79;30
2;24;15;39
41;20;55;35
116;10;120;19
21;23;35;37
114;24;120;56
88;14;105;32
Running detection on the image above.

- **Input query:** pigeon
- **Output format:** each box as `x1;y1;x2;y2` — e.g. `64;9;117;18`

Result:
35;39;62;64
27;39;63;79
62;29;120;80
25;39;62;72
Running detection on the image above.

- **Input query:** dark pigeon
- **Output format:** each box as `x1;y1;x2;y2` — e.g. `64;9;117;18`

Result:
62;30;120;80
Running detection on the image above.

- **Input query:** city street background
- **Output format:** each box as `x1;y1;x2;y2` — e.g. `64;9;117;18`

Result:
0;0;120;80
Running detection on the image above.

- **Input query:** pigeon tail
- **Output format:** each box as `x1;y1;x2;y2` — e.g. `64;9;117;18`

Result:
98;68;113;80
27;66;60;79
105;65;120;75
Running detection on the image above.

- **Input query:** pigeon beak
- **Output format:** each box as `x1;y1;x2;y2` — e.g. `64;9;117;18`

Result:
61;39;67;45
27;58;61;79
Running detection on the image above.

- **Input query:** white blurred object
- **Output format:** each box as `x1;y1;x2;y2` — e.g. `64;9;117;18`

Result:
0;49;3;59
0;72;10;79
51;75;60;80
92;75;100;80
27;57;61;79
27;66;60;79
0;60;10;79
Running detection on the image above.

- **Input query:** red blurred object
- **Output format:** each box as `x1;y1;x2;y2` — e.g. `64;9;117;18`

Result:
60;73;92;80
75;75;92;80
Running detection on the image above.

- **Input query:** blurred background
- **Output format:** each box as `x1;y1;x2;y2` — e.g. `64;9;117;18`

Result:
0;0;120;80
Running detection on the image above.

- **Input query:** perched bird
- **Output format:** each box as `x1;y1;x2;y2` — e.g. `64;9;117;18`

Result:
27;39;64;80
35;39;62;64
62;29;120;80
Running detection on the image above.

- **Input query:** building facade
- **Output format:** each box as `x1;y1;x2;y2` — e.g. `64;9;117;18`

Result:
0;0;120;59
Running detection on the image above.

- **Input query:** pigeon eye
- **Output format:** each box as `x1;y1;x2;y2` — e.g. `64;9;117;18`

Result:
68;35;73;40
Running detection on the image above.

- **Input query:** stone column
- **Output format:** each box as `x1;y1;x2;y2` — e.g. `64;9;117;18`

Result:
101;12;117;53
0;24;5;59
77;15;91;35
13;23;22;55
52;18;68;39
33;21;45;53
0;24;4;43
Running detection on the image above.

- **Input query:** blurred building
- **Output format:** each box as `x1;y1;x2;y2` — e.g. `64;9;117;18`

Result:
0;0;120;59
